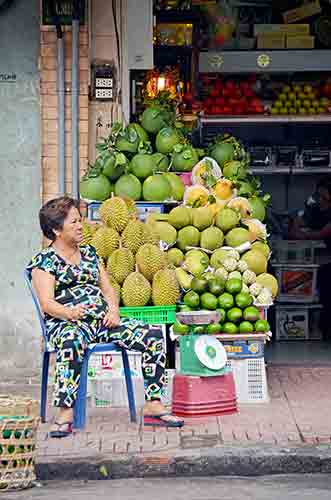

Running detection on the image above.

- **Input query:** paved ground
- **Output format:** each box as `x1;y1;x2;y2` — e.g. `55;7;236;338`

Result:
8;475;331;500
2;365;331;479
31;365;331;463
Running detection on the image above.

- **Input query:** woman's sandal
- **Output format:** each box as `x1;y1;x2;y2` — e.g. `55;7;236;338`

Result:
49;421;73;439
144;413;184;428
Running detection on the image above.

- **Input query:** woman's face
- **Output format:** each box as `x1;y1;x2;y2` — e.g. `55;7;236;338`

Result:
57;206;83;244
318;187;331;211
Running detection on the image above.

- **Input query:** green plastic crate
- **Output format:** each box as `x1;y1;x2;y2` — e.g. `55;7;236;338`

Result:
119;306;176;325
179;335;228;377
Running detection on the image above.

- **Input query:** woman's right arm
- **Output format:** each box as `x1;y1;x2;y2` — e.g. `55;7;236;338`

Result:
32;268;86;322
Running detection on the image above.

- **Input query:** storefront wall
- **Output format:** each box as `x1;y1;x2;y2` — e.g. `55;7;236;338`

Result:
0;0;41;377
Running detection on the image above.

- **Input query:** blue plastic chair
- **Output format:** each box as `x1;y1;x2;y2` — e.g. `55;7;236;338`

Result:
24;271;137;429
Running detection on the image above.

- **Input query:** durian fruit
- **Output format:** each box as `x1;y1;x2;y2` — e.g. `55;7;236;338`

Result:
81;220;94;245
142;223;159;245
107;247;135;285
99;197;130;233
122;219;146;254
123;197;138;219
136;243;168;282
122;271;152;307
108;274;121;301
91;226;120;259
152;268;180;306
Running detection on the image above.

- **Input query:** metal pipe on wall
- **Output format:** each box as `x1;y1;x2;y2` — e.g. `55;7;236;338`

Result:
71;0;80;199
50;1;65;194
57;35;65;194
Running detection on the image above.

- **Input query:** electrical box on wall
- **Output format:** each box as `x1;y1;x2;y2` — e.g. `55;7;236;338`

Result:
91;62;116;101
127;0;153;69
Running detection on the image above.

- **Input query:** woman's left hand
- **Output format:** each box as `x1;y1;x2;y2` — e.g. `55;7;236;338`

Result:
103;309;120;328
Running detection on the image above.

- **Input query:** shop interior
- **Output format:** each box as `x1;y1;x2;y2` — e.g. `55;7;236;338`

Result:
131;1;331;364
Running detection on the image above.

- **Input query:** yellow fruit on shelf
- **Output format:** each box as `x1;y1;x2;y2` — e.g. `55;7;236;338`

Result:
184;185;210;208
212;179;234;201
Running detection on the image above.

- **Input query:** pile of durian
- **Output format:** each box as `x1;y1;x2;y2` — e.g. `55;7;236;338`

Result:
82;196;180;307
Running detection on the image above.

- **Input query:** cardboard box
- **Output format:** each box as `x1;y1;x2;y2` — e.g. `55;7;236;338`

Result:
257;33;286;50
283;1;321;24
286;35;315;49
254;24;310;36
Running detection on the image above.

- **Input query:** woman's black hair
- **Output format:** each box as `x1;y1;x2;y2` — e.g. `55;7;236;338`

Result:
39;196;80;241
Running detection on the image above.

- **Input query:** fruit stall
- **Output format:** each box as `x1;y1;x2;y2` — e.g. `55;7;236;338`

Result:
79;1;331;407
80;90;276;408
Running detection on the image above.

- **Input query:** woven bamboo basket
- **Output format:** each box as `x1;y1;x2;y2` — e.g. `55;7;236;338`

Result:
0;395;39;492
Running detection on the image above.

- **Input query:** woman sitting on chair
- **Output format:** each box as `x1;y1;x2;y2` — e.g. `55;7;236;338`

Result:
27;196;184;438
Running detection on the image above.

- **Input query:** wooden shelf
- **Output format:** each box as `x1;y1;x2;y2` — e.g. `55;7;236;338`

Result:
199;50;331;74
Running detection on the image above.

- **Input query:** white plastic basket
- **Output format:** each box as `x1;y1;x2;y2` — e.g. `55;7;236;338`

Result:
225;358;269;404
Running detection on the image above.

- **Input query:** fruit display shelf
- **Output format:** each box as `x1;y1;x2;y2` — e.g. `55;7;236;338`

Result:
199;50;331;74
86;200;180;223
200;115;331;124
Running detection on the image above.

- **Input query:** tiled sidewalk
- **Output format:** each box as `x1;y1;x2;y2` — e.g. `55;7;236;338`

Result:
32;366;331;462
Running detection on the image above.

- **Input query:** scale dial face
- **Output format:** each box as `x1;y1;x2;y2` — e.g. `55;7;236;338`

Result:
194;336;227;371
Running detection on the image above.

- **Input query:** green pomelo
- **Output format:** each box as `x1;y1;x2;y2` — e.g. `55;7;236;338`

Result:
153;222;177;246
255;319;271;333
115;128;139;154
210;142;234;166
222;322;238;334
152;153;170;173
217;308;227;323
191;277;209;294
172;146;199;172
238;181;255;197
216;208;240;233
243;306;261;323
142;175;172;201
256;273;279;298
184;255;208;277
178;226;200;252
156;127;180;154
251;242;270;259
128;122;149;143
218;293;234;310
141;107;168;134
164;173;185;201
208;278;224;296
114;174;141;200
206;323;222;335
80;174;112;201
192;207;214;231
239;321;254;333
172;322;189;335
200;227;224;251
223;161;247;180
200;293;218;310
130;154;155;180
185;249;209;265
167;248;184;266
235;292;253;309
225;228;251;248
184;290;200;308
168;206;192;229
225;278;242;295
102;155;126;181
241;250;268;276
249;197;266;221
227;307;243;324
